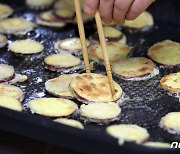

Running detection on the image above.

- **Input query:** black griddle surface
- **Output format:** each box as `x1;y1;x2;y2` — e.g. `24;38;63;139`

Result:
0;0;180;153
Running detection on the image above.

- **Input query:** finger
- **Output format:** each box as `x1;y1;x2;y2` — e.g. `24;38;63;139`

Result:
126;0;155;20
113;0;134;25
84;0;99;15
99;0;115;23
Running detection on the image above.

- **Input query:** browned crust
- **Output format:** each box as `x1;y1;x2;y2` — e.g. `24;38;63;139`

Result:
148;40;180;66
70;73;122;103
74;75;119;98
160;73;180;93
88;42;131;63
112;57;155;78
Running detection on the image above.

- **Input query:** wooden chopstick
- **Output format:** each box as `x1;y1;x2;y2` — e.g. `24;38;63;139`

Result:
95;11;115;97
74;0;90;73
74;0;115;97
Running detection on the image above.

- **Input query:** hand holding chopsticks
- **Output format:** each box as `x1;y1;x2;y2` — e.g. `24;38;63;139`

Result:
74;0;115;97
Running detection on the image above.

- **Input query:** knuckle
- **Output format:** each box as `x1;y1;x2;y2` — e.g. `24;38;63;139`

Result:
115;0;128;11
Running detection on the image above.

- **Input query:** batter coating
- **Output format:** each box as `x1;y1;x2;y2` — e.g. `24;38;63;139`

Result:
70;73;123;103
0;3;13;19
80;102;121;123
28;98;78;117
54;37;90;55
160;72;180;94
0;96;23;112
148;40;180;66
143;142;170;148
45;74;78;99
36;11;65;28
0;18;35;35
106;124;149;144
112;57;159;80
54;118;84;129
8;40;44;57
44;54;82;72
0;34;7;48
88;42;132;63
0;64;15;83
123;11;154;31
0;84;24;102
160;112;180;135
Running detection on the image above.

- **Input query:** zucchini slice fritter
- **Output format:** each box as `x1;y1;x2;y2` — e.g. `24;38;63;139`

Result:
88;42;132;63
148;40;180;66
45;74;78;99
0;64;15;83
0;96;23;112
143;142;170;148
70;73;123;104
54;37;90;55
90;26;126;44
0;18;35;35
123;11;154;32
0;3;13;19
160;112;180;135
8;40;44;59
44;54;82;72
28;98;78;117
160;72;180;96
106;124;149;144
80;102;121;124
26;0;54;10
0;84;24;102
0;34;7;48
112;57;159;80
54;118;84;129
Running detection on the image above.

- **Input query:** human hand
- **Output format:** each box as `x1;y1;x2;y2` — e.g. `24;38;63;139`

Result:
84;0;155;25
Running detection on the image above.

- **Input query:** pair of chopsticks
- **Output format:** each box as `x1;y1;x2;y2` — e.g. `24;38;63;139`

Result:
74;0;115;98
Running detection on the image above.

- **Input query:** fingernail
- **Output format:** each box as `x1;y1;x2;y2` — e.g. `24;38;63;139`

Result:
84;5;93;15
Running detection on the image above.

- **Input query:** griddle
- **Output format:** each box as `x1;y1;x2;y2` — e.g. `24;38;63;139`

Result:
0;0;180;153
